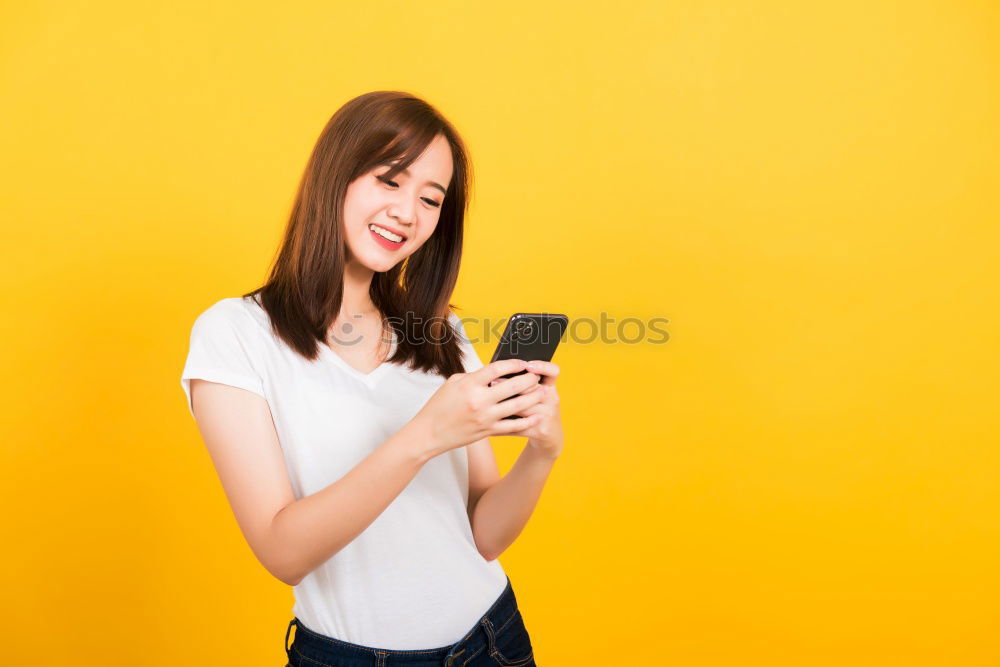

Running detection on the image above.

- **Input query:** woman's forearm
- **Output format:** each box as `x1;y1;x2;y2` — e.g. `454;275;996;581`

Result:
267;418;434;586
470;444;559;561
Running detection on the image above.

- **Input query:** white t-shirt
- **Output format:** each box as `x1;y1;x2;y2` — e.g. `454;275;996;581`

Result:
180;296;507;649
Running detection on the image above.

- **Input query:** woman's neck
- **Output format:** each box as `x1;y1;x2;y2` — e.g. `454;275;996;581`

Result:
341;258;378;317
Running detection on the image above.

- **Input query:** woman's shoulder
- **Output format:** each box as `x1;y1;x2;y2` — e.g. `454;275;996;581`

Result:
191;296;270;341
236;294;273;331
447;310;477;340
446;310;471;329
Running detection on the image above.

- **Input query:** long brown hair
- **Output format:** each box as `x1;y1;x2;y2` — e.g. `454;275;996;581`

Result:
243;91;475;377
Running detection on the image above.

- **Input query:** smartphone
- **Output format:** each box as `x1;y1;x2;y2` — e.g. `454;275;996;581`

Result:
489;313;569;420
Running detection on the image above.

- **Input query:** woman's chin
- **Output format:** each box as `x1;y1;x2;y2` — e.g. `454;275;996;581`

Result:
347;240;415;273
345;249;392;273
360;255;402;273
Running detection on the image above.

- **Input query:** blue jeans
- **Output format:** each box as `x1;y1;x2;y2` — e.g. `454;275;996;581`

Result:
284;575;536;666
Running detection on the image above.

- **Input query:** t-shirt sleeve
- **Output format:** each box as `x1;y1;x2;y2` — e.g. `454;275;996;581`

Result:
450;312;485;373
180;300;266;419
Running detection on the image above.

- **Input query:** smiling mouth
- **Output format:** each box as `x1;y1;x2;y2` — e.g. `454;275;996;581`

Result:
368;223;407;243
368;224;407;249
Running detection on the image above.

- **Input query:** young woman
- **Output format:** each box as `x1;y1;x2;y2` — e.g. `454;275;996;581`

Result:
180;91;563;666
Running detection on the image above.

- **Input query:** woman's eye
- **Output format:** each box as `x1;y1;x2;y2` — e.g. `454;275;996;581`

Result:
377;175;440;208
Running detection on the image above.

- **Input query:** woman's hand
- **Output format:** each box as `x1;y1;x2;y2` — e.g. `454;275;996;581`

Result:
411;359;548;459
491;360;563;460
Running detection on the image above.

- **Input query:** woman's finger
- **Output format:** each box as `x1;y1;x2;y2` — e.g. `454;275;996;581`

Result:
489;384;547;420
486;372;539;402
526;361;560;386
475;359;530;386
490;413;542;436
518;401;554;418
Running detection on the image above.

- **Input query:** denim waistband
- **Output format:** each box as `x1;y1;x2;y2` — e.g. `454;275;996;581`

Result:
285;575;518;666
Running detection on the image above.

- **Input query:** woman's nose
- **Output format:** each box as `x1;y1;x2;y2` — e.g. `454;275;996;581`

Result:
387;195;416;226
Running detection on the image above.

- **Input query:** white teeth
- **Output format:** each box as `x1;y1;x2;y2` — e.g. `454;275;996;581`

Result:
369;224;403;243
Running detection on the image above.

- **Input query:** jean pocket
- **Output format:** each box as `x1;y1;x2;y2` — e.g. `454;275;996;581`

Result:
487;609;535;666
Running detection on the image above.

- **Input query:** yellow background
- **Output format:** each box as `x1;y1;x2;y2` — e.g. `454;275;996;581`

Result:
2;1;999;665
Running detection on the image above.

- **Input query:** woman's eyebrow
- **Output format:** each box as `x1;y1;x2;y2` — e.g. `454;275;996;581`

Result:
379;161;447;196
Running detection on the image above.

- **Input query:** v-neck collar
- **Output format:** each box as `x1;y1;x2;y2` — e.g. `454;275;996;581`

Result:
319;331;398;386
243;296;397;386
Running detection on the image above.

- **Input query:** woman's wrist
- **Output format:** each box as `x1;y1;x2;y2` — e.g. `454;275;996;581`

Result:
383;417;429;466
526;436;563;460
397;415;444;464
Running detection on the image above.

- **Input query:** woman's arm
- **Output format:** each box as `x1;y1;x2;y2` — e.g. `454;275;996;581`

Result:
468;359;564;561
268;421;434;585
190;378;434;586
469;444;559;561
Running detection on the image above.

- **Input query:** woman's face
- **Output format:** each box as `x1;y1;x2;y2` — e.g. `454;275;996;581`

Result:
342;133;454;273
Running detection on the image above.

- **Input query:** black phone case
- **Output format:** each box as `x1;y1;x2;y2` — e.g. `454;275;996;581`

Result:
488;313;568;420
